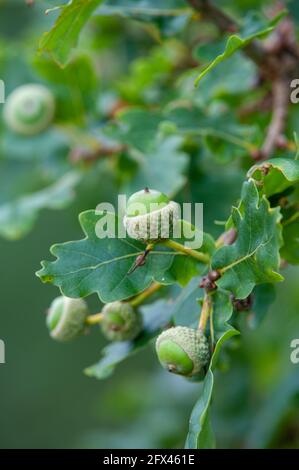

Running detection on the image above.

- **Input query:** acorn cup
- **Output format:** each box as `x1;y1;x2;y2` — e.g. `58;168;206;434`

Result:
46;296;89;342
101;301;142;341
123;188;180;242
4;84;55;136
155;326;210;377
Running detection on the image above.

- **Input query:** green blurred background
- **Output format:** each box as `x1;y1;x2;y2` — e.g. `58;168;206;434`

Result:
0;0;299;449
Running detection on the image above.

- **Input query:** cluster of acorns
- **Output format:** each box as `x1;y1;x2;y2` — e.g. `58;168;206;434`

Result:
7;85;210;376
45;187;210;377
46;296;210;377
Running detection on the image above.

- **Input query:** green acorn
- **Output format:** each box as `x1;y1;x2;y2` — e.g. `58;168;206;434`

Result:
101;301;142;341
4;84;55;135
156;326;210;376
46;296;89;342
123;188;180;241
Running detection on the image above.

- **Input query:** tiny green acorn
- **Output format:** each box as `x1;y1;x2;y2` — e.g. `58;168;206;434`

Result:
101;301;142;341
156;326;210;376
3;84;55;136
46;296;89;342
123;188;180;241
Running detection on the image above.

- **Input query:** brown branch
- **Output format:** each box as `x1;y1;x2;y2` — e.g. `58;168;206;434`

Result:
186;0;265;64
259;78;289;159
187;0;299;161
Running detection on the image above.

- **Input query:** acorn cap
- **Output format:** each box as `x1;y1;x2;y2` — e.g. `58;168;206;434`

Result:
4;84;55;135
156;326;210;376
47;296;88;342
101;301;142;341
124;188;180;241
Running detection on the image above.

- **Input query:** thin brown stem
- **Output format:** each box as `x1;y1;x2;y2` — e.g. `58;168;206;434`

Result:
187;0;237;32
259;78;289;160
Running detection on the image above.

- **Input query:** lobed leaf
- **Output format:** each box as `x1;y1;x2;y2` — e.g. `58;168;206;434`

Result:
247;157;299;196
212;180;283;299
36;211;212;302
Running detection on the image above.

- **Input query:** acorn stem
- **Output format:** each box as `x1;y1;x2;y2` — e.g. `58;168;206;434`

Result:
198;294;212;332
85;312;104;325
127;243;155;275
162;239;210;264
130;282;162;307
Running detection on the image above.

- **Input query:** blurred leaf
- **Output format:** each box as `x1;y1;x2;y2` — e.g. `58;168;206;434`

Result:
0;128;77;239
246;370;299;448
172;276;203;326
105;108;162;152
39;0;103;67
85;299;174;379
107;107;256;170
248;158;299;197
248;283;276;328
213;180;283;298
0;171;80;240
124;135;189;196
281;210;299;265
96;0;190;38
194;11;286;85
115;39;189;104
33;54;98;122
191;51;257;103
105;109;189;195
96;0;188;18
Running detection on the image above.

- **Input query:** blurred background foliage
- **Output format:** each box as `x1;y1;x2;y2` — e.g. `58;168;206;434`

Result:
0;0;299;448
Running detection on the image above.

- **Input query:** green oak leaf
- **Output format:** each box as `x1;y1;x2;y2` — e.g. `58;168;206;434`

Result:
247;157;299;197
186;289;238;449
248;283;276;328
36;212;211;302
194;11;286;86
39;0;103;67
85;299;174;379
212;180;283;299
